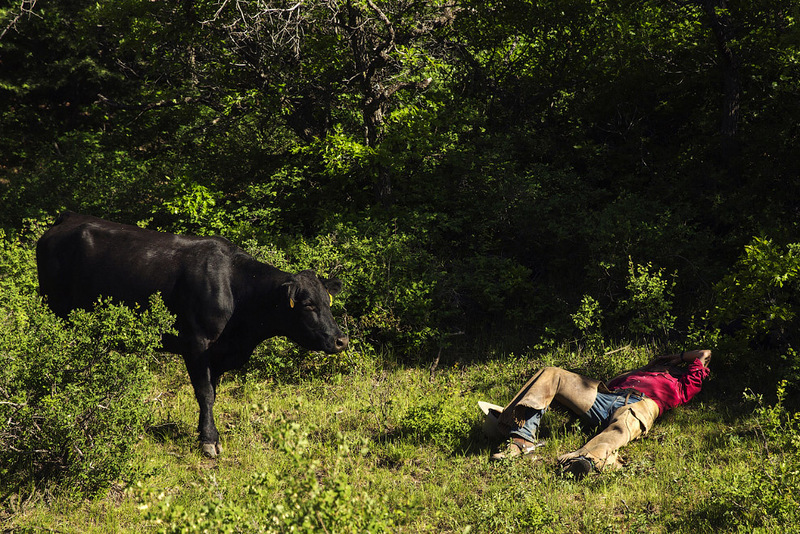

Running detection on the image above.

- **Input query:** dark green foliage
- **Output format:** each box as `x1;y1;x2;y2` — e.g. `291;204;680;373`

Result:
242;218;443;355
712;237;800;391
0;230;175;496
1;0;799;393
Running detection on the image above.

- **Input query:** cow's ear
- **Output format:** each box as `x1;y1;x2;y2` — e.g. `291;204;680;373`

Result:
324;278;343;297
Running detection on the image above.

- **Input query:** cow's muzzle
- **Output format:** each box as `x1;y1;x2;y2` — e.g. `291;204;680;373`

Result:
334;336;349;352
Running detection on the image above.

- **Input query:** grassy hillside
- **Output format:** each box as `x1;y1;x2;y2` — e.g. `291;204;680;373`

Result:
4;346;797;533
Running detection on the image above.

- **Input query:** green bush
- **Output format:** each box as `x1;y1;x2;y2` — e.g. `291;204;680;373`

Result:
714;237;800;387
399;392;475;453
0;230;175;496
568;259;678;352
246;218;442;355
615;258;676;342
571;295;604;352
141;423;401;533
244;335;366;384
0;225;41;296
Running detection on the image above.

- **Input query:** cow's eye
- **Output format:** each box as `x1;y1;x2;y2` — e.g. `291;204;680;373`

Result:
304;304;317;312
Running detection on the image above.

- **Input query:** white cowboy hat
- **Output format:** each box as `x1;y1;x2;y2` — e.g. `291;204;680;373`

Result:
478;400;505;440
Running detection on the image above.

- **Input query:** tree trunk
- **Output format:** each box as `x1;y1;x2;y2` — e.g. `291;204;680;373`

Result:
701;0;740;170
363;97;392;202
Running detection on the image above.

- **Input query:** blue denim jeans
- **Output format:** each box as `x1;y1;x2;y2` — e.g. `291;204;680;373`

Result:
510;391;643;442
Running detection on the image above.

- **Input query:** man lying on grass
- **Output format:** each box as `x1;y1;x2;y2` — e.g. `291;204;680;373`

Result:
483;349;712;478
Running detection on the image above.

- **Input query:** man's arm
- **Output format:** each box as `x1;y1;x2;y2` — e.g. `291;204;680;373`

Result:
680;349;712;367
647;349;712;368
608;349;712;383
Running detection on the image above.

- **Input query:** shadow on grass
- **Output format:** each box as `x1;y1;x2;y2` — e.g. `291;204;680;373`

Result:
372;420;496;464
374;406;587;466
146;420;194;447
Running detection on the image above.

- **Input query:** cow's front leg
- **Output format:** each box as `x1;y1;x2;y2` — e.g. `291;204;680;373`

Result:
184;355;221;457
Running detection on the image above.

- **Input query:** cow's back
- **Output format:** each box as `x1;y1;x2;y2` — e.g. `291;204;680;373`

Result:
36;212;237;318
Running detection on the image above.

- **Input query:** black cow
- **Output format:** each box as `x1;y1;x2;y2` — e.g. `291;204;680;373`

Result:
36;212;348;457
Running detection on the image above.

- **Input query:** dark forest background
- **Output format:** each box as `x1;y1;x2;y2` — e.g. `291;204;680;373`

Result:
2;0;799;397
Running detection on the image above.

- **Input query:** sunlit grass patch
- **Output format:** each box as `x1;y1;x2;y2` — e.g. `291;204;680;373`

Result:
4;349;798;533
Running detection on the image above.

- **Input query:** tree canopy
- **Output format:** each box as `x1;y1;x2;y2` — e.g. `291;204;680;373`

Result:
2;0;799;388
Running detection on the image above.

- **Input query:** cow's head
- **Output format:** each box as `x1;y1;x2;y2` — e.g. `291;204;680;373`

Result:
282;270;348;353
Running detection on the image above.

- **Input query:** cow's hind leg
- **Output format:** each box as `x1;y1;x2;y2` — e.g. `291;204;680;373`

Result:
184;354;221;457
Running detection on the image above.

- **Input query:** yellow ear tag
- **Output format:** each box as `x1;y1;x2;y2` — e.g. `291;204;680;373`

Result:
289;298;295;309
329;293;333;306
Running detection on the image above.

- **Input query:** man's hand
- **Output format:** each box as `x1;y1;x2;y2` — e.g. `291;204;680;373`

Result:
655;350;712;367
683;349;712;367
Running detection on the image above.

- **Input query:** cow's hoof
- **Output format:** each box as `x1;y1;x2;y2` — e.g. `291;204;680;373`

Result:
202;442;222;458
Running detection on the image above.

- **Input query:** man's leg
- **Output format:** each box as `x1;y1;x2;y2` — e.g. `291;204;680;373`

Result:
558;398;660;475
498;366;604;431
491;367;603;461
509;406;544;442
490;406;545;460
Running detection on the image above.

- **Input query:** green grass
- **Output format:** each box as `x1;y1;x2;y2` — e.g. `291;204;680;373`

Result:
3;348;797;533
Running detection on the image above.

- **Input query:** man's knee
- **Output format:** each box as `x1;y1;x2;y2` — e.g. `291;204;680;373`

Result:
557;399;660;475
500;366;601;427
538;366;569;379
516;367;568;410
616;398;659;437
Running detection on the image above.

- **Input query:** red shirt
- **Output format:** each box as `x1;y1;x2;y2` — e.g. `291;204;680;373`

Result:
606;359;710;416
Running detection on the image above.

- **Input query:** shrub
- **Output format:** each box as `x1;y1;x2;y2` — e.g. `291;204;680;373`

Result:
571;295;604;352
398;392;475;453
249;218;442;355
0;230;175;496
615;258;676;342
244;335;367;384
714;237;800;387
160;179;225;236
